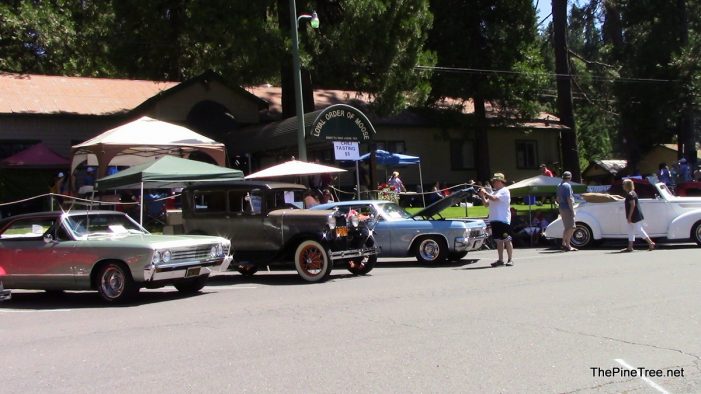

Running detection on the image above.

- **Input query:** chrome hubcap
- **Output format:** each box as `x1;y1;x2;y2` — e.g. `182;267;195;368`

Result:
420;240;440;261
100;267;124;299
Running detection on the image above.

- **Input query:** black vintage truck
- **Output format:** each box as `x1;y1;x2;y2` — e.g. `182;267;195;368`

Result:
181;181;378;282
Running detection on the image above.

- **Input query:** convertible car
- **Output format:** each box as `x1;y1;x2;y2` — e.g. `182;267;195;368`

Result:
545;182;701;248
311;189;487;263
0;210;232;302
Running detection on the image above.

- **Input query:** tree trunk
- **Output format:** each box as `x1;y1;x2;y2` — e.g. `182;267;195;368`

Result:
677;0;696;168
552;0;581;181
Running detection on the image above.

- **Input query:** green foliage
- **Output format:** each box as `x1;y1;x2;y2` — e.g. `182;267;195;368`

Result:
0;1;115;75
308;0;435;115
109;0;283;83
427;0;548;119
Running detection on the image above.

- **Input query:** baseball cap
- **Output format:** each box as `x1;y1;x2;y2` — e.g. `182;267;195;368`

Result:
562;171;572;179
491;173;506;182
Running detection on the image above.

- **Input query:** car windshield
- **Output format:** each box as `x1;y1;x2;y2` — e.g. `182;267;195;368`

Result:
377;203;412;220
65;213;147;238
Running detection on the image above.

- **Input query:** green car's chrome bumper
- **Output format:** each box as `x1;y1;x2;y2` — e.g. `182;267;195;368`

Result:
144;255;233;282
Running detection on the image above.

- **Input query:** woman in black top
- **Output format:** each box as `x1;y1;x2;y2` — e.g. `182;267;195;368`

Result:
622;179;655;252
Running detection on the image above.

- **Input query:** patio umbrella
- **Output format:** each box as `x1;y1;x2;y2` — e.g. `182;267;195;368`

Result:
507;175;586;197
507;175;587;243
244;159;346;179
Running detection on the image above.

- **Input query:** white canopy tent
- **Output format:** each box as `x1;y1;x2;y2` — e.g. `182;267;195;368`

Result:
244;159;346;179
71;116;227;178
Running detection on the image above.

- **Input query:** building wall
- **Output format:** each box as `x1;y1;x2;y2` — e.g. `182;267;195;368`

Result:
488;128;562;182
365;125;561;188
291;124;563;190
146;81;261;124
0;115;126;158
641;147;677;176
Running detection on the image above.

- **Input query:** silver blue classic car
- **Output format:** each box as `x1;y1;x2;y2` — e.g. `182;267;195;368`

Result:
0;210;233;302
311;190;488;263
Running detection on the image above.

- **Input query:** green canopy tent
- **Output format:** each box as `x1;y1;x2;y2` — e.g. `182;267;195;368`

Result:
95;156;243;224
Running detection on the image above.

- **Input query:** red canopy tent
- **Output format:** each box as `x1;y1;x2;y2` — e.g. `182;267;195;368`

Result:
0;143;70;168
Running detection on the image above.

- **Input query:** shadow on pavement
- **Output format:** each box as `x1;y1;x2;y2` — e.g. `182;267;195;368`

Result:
206;270;366;287
0;289;204;310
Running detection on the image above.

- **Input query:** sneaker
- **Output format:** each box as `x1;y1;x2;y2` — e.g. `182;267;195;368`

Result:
491;260;505;267
505;260;514;266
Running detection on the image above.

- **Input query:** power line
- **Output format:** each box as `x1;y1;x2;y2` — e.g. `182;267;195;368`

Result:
414;65;679;84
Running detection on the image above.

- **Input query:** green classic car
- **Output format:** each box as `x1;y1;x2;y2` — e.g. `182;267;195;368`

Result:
0;210;232;303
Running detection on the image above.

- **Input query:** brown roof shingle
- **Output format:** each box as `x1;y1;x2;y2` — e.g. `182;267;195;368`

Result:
0;73;178;115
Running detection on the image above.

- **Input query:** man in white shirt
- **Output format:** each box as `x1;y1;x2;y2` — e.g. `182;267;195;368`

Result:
478;173;514;267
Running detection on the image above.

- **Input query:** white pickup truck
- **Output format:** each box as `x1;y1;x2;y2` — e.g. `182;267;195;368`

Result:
545;182;701;248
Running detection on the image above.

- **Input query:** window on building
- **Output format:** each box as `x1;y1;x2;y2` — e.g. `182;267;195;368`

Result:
516;140;538;169
375;141;406;154
450;140;475;170
0;140;40;160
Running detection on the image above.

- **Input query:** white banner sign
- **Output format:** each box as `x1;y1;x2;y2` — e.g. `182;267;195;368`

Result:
333;141;360;161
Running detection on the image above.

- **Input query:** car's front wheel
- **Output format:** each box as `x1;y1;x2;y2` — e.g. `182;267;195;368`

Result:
414;236;447;264
347;237;377;275
174;275;208;293
570;223;593;249
96;262;138;303
691;221;701;246
294;240;333;282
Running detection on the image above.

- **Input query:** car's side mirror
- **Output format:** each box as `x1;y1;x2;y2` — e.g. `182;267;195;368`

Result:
43;233;55;243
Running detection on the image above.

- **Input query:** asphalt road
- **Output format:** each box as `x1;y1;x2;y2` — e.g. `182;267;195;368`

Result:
1;243;700;393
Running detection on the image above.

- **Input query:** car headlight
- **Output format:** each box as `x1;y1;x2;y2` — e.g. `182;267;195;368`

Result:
327;215;336;230
210;244;224;258
348;214;360;228
161;249;172;263
151;251;161;264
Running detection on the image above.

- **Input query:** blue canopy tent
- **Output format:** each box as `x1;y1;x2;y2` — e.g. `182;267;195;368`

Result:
359;150;425;206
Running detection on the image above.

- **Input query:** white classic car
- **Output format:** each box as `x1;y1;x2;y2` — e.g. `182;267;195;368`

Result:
545;182;701;248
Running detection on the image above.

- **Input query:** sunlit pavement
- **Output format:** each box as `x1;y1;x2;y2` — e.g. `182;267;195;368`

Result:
2;243;699;393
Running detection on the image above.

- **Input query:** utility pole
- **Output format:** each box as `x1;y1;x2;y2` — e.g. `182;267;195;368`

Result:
552;0;581;181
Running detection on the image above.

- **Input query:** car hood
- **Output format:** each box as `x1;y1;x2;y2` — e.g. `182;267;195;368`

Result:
83;233;227;249
411;189;476;219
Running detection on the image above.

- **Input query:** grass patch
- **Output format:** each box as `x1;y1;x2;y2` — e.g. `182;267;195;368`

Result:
405;203;558;219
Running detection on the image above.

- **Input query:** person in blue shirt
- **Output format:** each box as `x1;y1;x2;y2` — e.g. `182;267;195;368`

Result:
556;171;577;251
658;163;672;187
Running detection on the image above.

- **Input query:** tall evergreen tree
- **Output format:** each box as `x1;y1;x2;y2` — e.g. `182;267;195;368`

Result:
427;0;547;180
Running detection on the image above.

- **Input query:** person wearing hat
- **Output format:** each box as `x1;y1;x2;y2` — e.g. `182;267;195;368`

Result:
556;171;577;251
387;171;406;192
478;172;514;267
540;163;554;177
678;157;692;183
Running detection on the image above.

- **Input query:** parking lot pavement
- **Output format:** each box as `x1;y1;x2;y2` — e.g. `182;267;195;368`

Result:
1;243;699;393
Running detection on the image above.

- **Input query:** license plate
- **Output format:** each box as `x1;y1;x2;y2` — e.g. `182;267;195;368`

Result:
185;267;201;278
336;226;348;237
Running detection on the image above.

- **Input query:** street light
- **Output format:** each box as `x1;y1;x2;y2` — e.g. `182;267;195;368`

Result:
289;1;319;161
